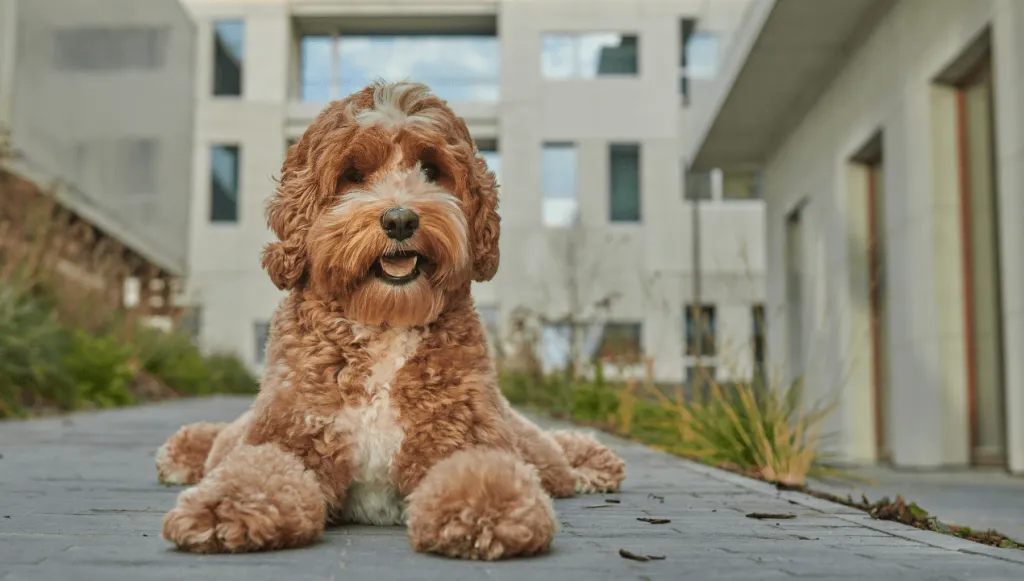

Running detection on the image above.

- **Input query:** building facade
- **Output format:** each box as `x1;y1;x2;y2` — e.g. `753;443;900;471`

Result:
688;0;1024;473
0;0;196;320
182;0;765;383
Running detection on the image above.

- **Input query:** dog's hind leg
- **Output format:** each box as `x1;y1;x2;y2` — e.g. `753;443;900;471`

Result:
548;429;626;494
156;421;228;486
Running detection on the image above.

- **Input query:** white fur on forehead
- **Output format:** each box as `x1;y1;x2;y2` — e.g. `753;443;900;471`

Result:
354;82;443;130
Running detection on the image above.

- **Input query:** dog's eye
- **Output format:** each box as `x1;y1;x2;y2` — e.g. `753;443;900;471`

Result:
422;163;440;182
340;167;364;185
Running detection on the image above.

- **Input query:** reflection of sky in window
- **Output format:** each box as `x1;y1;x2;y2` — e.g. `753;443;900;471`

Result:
214;21;245;62
211;146;238;198
541;324;571;373
685;33;719;80
541;33;632;78
542;144;578;227
301;35;331;102
300;35;499;102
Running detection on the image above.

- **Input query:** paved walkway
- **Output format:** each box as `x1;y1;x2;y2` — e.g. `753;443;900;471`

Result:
2;397;1024;581
812;466;1024;543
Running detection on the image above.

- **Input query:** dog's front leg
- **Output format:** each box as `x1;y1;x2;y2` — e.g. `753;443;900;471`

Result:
404;448;558;560
161;442;330;553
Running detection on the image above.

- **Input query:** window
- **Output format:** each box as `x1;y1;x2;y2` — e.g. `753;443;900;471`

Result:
299;35;499;102
597;322;642;362
53;26;167;71
685;304;716;356
685;168;713;200
210;145;240;222
609;144;640;222
542;143;578;227
542;33;638;78
213;20;244;96
723;169;763;199
680;19;719;101
752;304;766;377
541;323;572;373
254;321;270;364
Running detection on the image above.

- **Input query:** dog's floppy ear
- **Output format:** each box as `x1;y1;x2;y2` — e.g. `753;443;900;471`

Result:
468;154;500;282
261;142;312;290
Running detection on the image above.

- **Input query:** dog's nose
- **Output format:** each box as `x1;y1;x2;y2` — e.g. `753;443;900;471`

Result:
381;207;419;241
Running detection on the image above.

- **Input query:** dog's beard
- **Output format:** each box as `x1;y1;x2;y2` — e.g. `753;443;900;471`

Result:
306;193;470;327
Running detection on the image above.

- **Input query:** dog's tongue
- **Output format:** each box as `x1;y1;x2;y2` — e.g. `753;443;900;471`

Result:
380;255;417;278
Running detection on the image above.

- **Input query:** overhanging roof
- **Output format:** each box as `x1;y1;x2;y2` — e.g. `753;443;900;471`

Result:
685;0;896;171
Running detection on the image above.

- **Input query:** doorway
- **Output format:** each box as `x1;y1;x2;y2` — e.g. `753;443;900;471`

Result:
955;50;1006;467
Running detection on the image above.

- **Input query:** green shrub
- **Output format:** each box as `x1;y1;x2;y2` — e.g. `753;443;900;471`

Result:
62;329;135;408
204;353;259;394
0;281;75;417
132;326;258;396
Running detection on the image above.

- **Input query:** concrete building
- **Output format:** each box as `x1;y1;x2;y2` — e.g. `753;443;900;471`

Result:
0;0;195;318
182;0;765;383
687;0;1024;473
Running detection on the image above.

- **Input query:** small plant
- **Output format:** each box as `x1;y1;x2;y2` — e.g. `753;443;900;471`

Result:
647;372;839;486
63;329;136;409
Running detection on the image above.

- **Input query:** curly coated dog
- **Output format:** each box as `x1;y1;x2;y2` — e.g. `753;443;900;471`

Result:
155;81;626;559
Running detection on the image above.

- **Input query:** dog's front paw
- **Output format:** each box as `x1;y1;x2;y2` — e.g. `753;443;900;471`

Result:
161;444;326;553
406;449;557;560
550;430;626;493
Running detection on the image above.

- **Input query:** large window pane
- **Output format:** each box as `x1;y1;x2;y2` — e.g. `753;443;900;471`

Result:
210;145;240;222
542;33;638;78
300;35;332;102
213;20;244;96
542;143;578;227
609;143;640;222
322;35;498;102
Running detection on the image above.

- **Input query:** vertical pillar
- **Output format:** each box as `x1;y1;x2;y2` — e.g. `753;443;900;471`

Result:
992;0;1024;474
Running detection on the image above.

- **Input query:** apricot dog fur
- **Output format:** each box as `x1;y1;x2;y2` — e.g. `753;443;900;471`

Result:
156;81;626;559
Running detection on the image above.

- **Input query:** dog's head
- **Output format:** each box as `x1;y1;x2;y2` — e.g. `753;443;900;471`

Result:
261;81;499;327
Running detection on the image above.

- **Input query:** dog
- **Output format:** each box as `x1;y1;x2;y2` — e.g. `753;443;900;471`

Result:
155;80;626;560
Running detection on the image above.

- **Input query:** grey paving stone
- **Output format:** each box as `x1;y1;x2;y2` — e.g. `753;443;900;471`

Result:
0;395;1022;580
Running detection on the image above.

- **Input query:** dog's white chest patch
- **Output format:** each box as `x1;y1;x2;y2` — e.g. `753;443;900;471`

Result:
335;327;422;525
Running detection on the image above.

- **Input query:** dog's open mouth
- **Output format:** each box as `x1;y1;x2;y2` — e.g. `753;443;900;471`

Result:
372;250;423;285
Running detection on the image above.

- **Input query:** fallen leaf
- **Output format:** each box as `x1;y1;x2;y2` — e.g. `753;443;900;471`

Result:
619;549;649;562
637;517;671;525
746;513;797;520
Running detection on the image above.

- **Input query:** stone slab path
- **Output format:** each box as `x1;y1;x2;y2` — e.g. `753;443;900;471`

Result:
2;396;1024;580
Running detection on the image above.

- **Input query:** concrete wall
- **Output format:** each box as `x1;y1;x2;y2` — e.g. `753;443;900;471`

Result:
6;0;195;273
183;0;765;382
760;0;1024;472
